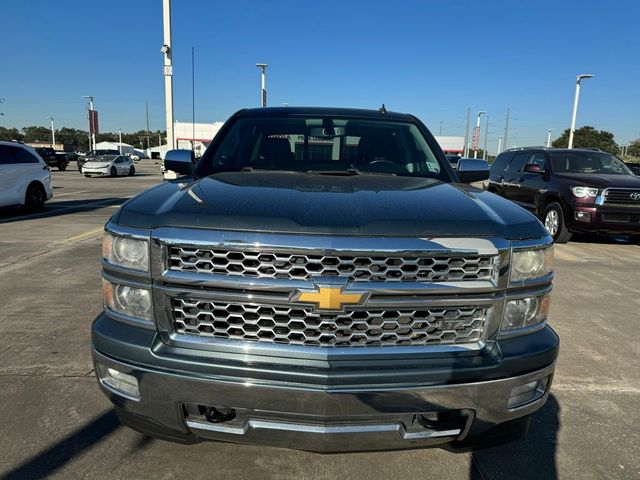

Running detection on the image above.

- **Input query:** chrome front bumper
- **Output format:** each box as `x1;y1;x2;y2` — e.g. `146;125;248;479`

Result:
93;348;555;452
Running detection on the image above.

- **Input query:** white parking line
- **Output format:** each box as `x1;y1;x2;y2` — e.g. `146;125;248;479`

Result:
51;190;89;198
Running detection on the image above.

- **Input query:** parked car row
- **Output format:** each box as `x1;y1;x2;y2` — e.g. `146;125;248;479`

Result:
486;147;640;243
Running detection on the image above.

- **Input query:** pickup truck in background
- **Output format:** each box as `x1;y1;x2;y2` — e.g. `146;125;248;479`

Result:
35;147;69;171
93;107;558;453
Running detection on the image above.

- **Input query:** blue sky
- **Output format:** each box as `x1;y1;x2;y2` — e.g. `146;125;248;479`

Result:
2;0;639;152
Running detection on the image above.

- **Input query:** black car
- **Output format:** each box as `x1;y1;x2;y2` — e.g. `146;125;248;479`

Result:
486;147;640;242
35;147;69;171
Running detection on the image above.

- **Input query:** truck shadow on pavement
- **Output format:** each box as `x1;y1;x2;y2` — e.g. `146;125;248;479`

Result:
0;410;121;480
0;197;126;224
469;394;560;479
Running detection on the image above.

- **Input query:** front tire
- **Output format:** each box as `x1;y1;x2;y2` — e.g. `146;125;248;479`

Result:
110;166;117;177
129;166;135;176
543;202;572;243
24;183;46;212
58;162;67;171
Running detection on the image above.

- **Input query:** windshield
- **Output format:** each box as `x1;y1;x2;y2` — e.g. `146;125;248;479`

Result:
197;116;451;181
549;151;633;175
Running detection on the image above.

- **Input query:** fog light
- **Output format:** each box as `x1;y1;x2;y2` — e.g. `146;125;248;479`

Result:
508;377;549;408
97;363;140;400
574;211;591;222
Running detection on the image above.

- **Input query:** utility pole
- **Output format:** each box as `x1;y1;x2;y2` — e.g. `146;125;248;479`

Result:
463;107;470;157
256;63;267;107
438;120;443;136
503;108;510;152
48;117;55;148
483;115;489;160
162;0;175;149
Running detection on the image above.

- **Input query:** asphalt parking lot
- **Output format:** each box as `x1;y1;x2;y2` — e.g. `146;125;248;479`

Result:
1;164;639;480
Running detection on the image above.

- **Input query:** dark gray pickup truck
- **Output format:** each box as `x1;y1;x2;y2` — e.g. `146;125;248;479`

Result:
92;107;558;452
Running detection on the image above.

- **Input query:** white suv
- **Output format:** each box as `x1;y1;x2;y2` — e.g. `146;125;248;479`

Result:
0;141;53;211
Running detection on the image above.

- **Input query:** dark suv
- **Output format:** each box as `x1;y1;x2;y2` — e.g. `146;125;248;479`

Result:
487;147;640;242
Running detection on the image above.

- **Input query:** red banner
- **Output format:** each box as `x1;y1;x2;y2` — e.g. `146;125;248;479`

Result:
89;110;99;134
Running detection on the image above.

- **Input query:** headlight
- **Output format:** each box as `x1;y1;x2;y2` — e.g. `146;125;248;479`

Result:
103;279;152;321
510;247;553;283
501;293;551;335
570;186;598;198
103;233;149;271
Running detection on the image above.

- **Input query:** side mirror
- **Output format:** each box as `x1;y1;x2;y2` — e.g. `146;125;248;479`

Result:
456;158;490;183
524;164;543;174
164;149;195;176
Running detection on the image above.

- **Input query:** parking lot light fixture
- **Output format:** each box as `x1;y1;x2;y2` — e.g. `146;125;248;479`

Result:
547;128;554;148
568;74;594;149
473;111;486;159
48;117;55;148
256;63;267;107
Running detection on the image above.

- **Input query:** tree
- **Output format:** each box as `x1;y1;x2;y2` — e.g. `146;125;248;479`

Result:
627;138;640;158
21;126;53;143
551;126;618;154
0;127;23;142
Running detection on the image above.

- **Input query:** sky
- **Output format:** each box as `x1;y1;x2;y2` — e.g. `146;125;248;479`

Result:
1;0;639;153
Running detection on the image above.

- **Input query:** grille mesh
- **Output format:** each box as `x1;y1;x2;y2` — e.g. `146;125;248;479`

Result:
604;189;640;206
171;298;487;347
168;247;498;282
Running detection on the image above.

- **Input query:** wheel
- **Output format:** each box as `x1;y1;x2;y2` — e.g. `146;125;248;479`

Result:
110;166;117;177
543;202;572;243
24;183;46;212
84;174;91;178
129;166;135;176
58;162;67;171
630;235;640;245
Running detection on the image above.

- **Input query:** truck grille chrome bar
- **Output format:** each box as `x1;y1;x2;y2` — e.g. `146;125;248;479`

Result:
171;297;488;348
168;246;499;283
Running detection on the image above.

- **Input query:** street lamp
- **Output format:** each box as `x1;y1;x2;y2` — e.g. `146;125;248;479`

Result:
473;111;486;159
568;74;594;149
48;117;55;148
546;128;555;148
82;95;95;151
256;63;267;107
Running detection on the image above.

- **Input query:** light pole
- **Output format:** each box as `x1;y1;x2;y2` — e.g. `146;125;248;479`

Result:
118;128;122;154
497;136;503;154
482;115;489;160
48;117;55;149
473;111;486;159
83;96;95;151
546;128;554;148
162;0;175;149
568;74;594;149
256;63;267;107
463;107;470;157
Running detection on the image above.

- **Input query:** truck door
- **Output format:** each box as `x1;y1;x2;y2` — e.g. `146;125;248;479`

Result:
501;152;529;207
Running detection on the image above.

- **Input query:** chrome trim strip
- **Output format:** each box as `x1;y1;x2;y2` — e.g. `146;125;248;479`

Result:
185;419;461;440
151;227;509;255
105;222;151;240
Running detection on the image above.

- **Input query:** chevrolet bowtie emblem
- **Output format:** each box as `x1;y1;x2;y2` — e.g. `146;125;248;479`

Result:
293;286;367;311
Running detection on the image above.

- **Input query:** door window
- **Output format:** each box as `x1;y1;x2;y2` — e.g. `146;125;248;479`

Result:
507;153;529;173
526;153;547;170
13;147;40;164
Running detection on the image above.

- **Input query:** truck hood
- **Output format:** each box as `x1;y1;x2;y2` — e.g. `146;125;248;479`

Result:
115;172;546;239
554;172;640;188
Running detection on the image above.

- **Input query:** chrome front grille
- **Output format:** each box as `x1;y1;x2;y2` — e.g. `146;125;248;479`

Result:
604;189;640;206
168;246;498;282
171;297;488;348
